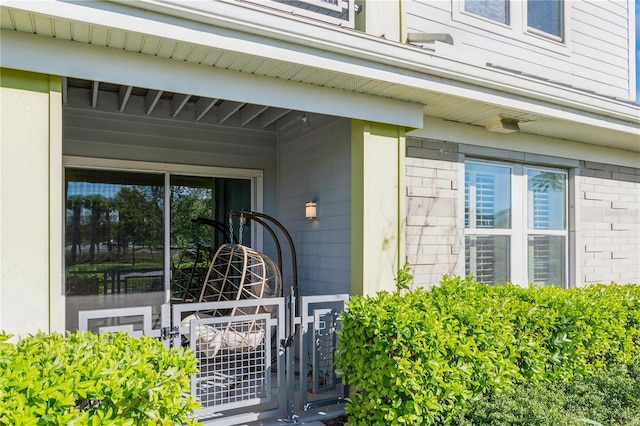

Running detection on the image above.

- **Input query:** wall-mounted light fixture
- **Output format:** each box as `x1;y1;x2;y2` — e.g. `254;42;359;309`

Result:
305;201;317;220
298;112;311;130
485;116;520;133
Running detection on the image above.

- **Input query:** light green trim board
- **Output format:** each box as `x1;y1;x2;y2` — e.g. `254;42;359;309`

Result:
351;120;365;296
351;120;406;296
0;67;58;93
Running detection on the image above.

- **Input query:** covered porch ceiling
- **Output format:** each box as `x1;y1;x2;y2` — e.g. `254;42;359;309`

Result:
1;2;639;152
63;77;296;131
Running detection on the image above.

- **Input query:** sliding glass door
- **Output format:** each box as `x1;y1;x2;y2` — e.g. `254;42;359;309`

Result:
64;162;255;334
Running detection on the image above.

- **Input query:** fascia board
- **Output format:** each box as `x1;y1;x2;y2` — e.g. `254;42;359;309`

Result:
3;0;639;128
0;29;423;128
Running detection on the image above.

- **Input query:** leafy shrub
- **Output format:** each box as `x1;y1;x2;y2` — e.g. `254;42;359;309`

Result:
335;275;640;425
454;357;640;426
0;331;200;425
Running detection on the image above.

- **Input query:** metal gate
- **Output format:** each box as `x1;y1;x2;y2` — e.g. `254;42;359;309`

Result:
78;293;348;424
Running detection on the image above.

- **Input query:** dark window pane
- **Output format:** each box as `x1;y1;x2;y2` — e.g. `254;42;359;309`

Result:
528;0;563;38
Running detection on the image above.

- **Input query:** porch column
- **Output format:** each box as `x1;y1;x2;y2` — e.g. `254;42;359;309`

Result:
0;68;63;338
351;121;406;296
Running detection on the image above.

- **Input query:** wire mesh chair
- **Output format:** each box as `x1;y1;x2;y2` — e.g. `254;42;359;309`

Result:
183;243;282;356
180;216;283;406
170;245;215;303
170;218;236;304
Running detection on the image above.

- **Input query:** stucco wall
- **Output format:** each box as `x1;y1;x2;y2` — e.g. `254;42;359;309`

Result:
0;69;62;337
579;161;640;285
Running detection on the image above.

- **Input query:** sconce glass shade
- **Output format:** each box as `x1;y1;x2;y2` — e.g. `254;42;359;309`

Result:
305;201;317;220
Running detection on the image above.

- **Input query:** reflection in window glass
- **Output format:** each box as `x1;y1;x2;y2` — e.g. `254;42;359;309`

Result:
465;0;509;24
169;176;251;302
64;169;165;333
465;162;512;229
527;169;566;230
528;0;562;38
528;235;565;286
465;235;510;285
64;168;254;332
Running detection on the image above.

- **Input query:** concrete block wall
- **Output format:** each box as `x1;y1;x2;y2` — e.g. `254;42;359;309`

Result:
405;138;463;288
579;161;640;285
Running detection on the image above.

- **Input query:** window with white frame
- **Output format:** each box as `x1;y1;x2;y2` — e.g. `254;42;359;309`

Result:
464;160;567;286
461;0;564;42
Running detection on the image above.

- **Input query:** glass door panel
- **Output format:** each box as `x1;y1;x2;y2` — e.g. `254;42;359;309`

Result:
169;176;252;303
65;168;254;333
64;168;165;333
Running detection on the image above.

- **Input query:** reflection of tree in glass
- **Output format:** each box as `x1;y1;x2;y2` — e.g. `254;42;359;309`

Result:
170;186;214;248
529;172;564;193
114;187;163;266
67;195;83;263
103;198;115;253
83;194;106;262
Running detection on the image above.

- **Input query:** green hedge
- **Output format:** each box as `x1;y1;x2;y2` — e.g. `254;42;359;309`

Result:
335;276;640;425
0;331;200;425
455;357;640;426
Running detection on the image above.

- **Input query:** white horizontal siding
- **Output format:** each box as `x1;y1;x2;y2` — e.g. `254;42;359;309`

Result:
404;0;633;99
574;1;629;35
571;34;628;67
570;0;631;93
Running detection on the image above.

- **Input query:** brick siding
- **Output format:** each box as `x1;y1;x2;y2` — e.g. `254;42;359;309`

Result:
405;138;462;287
579;161;640;285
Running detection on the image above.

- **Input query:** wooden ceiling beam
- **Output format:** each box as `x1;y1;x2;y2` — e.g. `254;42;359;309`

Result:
218;101;245;124
91;81;99;108
260;107;291;128
145;89;163;115
241;104;269;126
195;97;218;121
118;85;133;112
171;93;191;118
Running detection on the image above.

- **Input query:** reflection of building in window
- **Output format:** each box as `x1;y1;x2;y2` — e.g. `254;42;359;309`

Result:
465;171;497;284
475;173;495;228
532;190;550;228
465;236;501;285
475;173;496;283
531;190;550;284
476;236;495;283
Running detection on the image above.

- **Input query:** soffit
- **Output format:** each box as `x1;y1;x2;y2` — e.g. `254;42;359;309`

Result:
1;6;639;152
